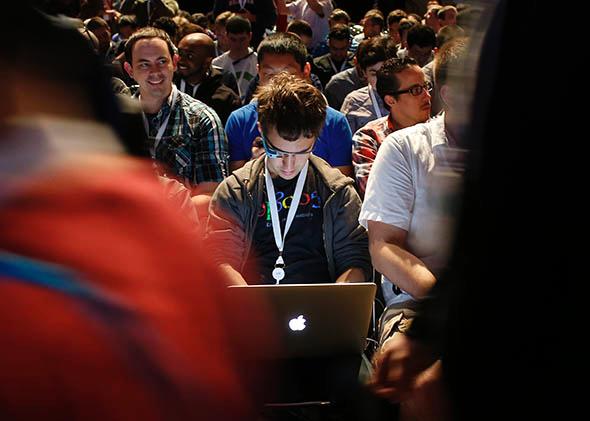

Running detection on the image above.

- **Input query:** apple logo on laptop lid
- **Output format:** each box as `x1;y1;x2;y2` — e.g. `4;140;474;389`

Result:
288;315;307;332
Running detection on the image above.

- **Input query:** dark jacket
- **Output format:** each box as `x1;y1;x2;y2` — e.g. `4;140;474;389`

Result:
206;155;372;282
312;52;355;89
175;68;242;125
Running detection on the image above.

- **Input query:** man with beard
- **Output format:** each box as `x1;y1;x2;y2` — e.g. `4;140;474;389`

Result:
175;32;242;125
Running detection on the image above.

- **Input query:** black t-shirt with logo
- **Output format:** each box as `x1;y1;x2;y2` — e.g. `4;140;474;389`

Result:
246;166;330;284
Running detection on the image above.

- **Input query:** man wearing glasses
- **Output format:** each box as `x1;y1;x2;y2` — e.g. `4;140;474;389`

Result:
352;57;433;197
225;32;354;177
207;73;371;286
359;39;470;406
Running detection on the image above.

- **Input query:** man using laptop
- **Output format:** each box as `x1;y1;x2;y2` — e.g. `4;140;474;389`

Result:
225;32;354;177
207;72;371;286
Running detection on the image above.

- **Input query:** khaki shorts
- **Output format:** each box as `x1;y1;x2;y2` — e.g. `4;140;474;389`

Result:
377;304;417;348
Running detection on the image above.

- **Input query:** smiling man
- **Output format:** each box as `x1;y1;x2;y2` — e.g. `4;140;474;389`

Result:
124;27;229;208
207;73;370;286
174;32;241;124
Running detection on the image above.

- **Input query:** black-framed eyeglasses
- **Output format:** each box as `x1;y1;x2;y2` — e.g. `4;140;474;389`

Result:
391;82;433;97
261;134;315;158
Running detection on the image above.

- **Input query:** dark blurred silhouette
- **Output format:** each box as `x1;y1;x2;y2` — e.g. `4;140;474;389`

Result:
369;1;544;420
0;4;276;420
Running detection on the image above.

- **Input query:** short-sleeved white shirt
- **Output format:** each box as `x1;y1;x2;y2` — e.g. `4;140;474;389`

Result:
212;49;258;101
359;114;461;306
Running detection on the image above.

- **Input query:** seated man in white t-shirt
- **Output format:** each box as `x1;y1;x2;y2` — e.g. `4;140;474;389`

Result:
361;35;470;419
211;14;258;101
359;36;469;354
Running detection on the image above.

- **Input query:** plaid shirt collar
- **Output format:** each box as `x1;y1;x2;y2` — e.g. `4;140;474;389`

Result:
133;84;178;121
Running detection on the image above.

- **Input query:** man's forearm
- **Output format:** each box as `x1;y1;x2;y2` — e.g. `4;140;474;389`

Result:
336;267;366;283
370;241;436;299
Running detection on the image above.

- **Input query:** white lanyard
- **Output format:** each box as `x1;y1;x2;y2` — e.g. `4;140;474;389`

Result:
179;79;199;97
328;56;347;74
238;0;248;10
264;159;309;284
230;60;246;99
368;84;384;119
141;85;178;158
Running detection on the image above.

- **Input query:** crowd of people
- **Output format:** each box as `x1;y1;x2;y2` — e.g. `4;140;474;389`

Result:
0;0;519;420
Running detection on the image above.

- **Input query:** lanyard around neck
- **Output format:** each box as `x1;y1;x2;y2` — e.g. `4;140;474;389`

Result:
179;79;198;97
264;158;309;284
230;58;248;98
328;56;347;74
368;84;384;119
141;85;178;158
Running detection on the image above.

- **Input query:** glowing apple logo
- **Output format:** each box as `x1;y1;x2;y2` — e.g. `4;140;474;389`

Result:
288;315;307;332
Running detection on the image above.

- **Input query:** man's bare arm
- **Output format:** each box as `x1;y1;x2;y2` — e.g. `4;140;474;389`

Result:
336;267;366;283
367;220;436;299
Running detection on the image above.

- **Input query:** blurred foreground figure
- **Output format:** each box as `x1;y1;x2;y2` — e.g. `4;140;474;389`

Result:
369;1;541;420
0;5;273;420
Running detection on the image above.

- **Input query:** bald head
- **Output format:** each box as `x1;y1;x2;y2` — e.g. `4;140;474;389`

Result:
179;33;216;59
177;33;216;84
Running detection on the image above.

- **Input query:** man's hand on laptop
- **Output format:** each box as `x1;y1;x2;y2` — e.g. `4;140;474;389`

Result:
219;263;249;286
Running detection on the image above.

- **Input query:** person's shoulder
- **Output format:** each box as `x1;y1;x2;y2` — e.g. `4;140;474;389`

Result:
179;91;211;112
223;157;264;191
211;83;240;101
313;53;330;66
387;115;442;149
178;91;223;125
325;71;347;86
325;67;356;87
227;101;257;123
343;86;369;103
325;106;347;122
212;52;229;66
309;156;353;191
356;115;389;135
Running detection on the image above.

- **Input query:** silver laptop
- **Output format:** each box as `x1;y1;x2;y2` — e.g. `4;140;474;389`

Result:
227;282;376;359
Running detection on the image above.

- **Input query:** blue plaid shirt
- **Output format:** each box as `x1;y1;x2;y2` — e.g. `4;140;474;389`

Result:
134;86;229;186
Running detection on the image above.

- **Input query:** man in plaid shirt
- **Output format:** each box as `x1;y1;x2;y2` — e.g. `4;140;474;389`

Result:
124;27;229;212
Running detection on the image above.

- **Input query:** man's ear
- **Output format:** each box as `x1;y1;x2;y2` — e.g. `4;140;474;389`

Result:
123;61;134;79
384;94;396;109
303;62;311;79
172;53;180;70
439;84;451;108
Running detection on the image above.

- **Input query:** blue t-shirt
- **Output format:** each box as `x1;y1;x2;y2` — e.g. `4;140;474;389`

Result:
225;101;353;167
